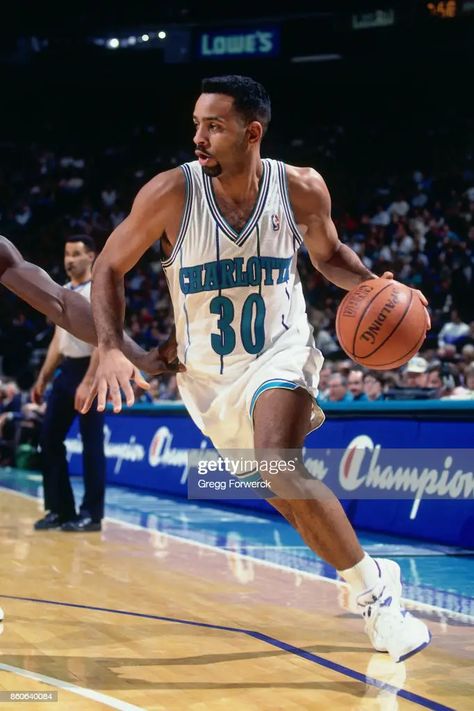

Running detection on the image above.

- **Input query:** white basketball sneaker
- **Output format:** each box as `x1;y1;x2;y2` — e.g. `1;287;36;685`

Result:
357;558;431;663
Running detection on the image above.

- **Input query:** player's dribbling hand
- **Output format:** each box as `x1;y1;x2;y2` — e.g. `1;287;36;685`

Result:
80;348;150;414
380;271;431;331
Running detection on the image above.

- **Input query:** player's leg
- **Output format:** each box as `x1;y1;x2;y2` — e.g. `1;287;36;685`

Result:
253;386;363;570
253;386;431;661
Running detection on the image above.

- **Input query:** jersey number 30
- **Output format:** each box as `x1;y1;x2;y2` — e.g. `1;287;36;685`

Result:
210;294;266;356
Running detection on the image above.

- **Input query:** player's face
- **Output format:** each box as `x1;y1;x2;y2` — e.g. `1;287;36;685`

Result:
64;242;94;282
193;93;249;177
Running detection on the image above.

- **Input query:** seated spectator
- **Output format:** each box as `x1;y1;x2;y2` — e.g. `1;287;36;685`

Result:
388;194;410;218
0;378;26;465
318;366;333;400
314;327;339;355
436;344;459;363
456;321;474;349
325;373;353;402
438;309;470;348
371;205;390;227
363;372;385;401
426;363;461;398
334;359;353;378
347;368;368;401
401;357;429;388
460;344;474;365
465;365;474;397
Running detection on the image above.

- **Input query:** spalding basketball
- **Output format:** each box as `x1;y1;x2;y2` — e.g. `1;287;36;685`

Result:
335;278;428;370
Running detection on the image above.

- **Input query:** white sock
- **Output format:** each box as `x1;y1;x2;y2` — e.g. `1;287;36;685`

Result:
338;552;381;595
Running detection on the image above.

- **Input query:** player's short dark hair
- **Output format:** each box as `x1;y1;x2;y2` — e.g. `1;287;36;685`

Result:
65;234;97;253
201;75;271;134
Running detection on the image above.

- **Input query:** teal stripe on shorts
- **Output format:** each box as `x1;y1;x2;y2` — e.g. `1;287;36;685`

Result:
249;379;298;419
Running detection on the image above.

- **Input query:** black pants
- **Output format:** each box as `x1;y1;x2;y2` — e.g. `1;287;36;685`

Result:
40;357;106;522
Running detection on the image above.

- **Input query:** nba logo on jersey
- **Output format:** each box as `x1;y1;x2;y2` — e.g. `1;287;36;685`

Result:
271;213;280;231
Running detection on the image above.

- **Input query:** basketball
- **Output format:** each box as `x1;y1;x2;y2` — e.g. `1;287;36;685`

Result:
336;278;428;370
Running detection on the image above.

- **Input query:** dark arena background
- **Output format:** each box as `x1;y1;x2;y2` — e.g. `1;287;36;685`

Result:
0;2;473;709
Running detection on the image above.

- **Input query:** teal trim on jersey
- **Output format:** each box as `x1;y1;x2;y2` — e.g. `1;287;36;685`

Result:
203;160;270;245
161;163;193;268
249;378;298;419
277;161;303;246
256;224;262;295
179;249;191;364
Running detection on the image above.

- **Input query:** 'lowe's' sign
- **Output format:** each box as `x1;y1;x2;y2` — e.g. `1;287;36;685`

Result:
198;27;280;59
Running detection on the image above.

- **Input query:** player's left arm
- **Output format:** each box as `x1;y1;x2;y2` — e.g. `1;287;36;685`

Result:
288;167;376;290
287;168;430;323
0;235;174;373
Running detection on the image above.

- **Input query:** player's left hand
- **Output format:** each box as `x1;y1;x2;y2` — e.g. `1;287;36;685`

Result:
380;271;431;331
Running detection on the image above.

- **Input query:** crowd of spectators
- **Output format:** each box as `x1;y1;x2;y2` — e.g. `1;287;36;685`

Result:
1;115;474;414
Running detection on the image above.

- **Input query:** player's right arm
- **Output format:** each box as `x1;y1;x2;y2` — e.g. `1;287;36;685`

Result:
87;168;185;413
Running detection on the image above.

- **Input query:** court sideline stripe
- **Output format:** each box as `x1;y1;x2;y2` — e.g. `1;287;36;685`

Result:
109;517;474;623
0;662;143;711
0;593;454;711
2;487;473;622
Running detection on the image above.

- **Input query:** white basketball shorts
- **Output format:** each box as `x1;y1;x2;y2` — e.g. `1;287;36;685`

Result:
176;341;325;452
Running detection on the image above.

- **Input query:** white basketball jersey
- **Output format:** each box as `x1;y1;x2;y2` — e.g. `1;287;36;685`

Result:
163;159;314;376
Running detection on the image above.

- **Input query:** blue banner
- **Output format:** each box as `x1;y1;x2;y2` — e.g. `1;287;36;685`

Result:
198;27;280;60
65;404;474;547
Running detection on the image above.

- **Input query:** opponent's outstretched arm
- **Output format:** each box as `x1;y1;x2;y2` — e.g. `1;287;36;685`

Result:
0;235;176;375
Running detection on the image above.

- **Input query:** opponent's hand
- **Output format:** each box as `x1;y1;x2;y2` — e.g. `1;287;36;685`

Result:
380;271;431;330
80;348;150;414
159;331;180;368
136;346;186;376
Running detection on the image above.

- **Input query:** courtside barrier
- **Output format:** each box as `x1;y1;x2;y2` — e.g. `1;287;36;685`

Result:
66;400;474;548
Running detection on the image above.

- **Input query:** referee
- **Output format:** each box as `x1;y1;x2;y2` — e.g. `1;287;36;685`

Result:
32;235;105;532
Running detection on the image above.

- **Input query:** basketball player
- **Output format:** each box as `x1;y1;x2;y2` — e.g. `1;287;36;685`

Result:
84;76;431;661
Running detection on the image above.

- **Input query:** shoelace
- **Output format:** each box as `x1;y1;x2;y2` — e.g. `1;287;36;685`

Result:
364;599;409;637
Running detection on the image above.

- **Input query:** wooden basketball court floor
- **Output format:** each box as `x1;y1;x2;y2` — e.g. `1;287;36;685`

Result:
0;487;472;711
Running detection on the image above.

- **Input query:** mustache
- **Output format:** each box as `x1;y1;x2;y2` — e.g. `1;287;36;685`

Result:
195;149;213;158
